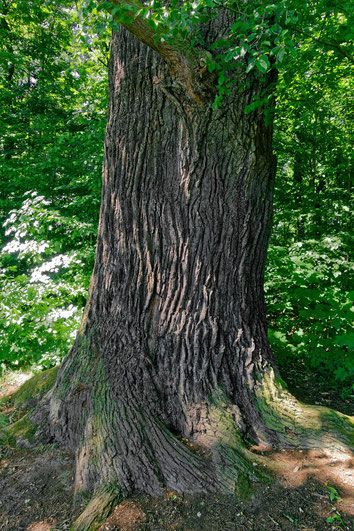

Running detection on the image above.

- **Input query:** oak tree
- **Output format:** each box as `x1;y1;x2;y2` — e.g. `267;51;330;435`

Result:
29;2;353;528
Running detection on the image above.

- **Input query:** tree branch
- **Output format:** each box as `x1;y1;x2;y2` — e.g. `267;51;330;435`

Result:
110;0;216;106
111;0;184;65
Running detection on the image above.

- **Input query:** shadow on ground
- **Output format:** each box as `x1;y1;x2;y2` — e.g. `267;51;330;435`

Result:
0;371;353;530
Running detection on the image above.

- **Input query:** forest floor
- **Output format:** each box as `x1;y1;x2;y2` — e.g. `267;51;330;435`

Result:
0;364;353;531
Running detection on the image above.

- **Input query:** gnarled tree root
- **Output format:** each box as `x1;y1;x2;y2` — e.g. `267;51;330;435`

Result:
66;370;353;526
254;369;354;453
71;483;123;531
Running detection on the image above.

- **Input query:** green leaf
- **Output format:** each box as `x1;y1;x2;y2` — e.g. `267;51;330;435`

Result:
256;55;270;73
277;48;285;62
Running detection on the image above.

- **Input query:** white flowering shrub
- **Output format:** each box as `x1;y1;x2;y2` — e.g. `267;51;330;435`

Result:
0;192;94;371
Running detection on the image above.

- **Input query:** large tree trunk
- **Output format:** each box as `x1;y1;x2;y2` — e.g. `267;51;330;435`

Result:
41;20;353;527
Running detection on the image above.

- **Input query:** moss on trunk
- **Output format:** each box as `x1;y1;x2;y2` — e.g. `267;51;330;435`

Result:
255;368;354;451
7;366;59;408
0;413;37;448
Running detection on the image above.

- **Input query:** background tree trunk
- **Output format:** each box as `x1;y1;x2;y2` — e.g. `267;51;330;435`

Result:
48;26;279;499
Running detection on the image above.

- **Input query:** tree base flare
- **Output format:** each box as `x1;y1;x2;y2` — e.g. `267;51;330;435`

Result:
48;365;353;509
1;366;353;530
0;367;59;449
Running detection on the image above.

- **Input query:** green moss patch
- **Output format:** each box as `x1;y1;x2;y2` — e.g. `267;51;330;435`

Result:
0;413;37;448
8;366;59;408
71;482;123;531
235;470;255;500
0;367;59;450
320;409;354;448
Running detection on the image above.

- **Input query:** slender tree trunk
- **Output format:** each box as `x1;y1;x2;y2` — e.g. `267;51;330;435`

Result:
41;22;353;525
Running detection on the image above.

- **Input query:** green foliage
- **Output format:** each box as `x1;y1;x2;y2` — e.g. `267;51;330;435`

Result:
0;0;108;373
0;0;107;218
265;10;353;394
0;0;352;400
326;485;342;503
0;192;93;370
284;514;298;526
88;0;352;110
326;513;344;526
266;239;353;387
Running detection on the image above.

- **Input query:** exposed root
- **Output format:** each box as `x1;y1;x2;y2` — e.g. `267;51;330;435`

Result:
46;362;353;507
69;404;263;499
255;369;354;452
45;354;270;499
68;393;271;528
71;483;123;531
2;363;353;523
0;412;37;449
0;367;60;451
7;366;59;408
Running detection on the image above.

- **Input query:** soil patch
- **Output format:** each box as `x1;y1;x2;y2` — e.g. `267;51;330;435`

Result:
1;445;353;530
100;477;354;530
0;448;74;531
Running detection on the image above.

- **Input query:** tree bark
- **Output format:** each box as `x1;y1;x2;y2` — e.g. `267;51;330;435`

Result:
47;22;279;499
41;19;352;517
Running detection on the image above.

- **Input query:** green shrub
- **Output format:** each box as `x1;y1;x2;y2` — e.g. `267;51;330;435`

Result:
266;236;353;391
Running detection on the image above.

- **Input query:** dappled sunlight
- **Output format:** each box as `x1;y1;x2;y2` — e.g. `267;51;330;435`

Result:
264;448;354;517
73;413;113;496
46;304;78;321
97;500;145;530
256;368;354;453
0;370;33;400
255;369;354;510
184;392;245;449
2;239;50;257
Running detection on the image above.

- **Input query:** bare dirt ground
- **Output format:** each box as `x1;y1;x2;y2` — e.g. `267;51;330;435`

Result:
0;369;353;531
